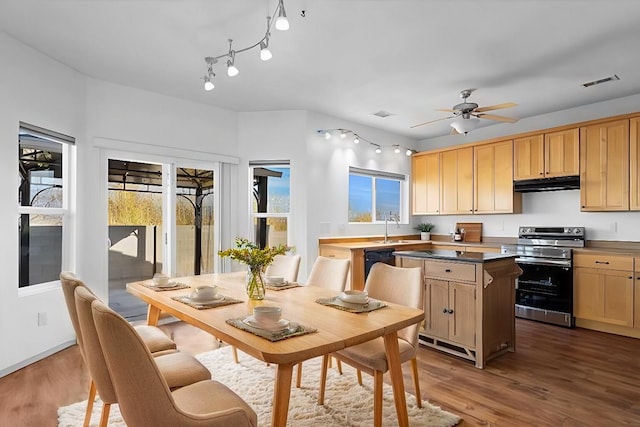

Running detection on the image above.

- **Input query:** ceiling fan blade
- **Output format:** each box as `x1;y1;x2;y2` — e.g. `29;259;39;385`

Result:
410;115;456;129
473;113;518;123
474;102;517;113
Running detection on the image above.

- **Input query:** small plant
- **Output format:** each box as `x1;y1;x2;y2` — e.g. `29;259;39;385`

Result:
414;222;435;232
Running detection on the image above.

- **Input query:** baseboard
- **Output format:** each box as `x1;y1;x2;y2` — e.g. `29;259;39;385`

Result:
0;340;76;379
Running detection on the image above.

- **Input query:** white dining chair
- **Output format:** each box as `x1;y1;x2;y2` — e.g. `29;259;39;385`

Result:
264;254;302;283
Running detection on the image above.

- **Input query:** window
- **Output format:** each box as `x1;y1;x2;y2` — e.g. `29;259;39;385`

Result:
348;167;405;223
249;161;290;248
18;123;74;287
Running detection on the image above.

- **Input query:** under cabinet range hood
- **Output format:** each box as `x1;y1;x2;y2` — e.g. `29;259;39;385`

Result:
514;175;580;192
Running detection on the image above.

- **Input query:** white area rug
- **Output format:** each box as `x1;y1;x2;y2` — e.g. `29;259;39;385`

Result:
58;346;461;426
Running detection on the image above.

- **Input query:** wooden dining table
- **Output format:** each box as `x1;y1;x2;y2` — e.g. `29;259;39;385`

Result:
127;271;424;427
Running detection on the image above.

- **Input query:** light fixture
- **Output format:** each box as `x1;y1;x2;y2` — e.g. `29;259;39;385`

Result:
450;118;480;135
202;1;289;90
275;0;290;31
318;128;416;156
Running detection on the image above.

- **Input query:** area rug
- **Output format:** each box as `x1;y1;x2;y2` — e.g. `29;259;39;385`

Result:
58;346;461;426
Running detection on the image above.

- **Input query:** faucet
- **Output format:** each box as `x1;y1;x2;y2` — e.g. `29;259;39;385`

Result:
383;213;400;243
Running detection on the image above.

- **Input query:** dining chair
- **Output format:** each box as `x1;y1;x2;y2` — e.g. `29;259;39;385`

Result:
317;262;423;427
295;256;351;387
91;297;258;427
264;254;302;283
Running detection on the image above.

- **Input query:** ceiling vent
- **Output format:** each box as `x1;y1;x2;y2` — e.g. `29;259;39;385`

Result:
582;74;620;88
372;110;393;118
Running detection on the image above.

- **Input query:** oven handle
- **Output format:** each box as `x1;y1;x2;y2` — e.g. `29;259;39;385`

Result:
515;257;572;267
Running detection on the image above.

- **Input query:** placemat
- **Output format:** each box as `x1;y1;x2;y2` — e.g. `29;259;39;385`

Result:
226;317;317;342
315;297;387;313
171;295;243;310
264;282;301;291
142;282;190;292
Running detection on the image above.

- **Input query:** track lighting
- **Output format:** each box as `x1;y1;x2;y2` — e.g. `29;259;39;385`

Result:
317;129;416;156
202;2;289;90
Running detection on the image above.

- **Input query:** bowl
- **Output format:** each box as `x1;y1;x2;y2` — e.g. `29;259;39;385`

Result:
152;273;170;287
253;306;282;325
189;285;219;301
264;275;285;285
339;290;369;304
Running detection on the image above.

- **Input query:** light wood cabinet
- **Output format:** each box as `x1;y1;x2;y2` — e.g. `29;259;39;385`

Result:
580;119;630;211
630;117;640;211
635;258;640;329
474;140;521;214
513;134;544;180
411;152;439;215
439;147;474;215
574;252;634;327
424;278;476;347
514;129;579;180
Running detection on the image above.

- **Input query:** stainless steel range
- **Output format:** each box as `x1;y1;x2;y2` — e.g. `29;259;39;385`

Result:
501;226;585;327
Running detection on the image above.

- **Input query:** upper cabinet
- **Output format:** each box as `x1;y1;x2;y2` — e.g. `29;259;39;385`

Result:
412;152;440;215
513;128;579;180
631;117;640;211
580;119;630;211
474;140;522;214
439;147;474;215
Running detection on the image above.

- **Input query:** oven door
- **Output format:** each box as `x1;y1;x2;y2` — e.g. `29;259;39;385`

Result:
515;258;573;314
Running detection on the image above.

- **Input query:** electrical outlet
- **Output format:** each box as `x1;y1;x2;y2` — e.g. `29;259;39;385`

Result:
37;312;47;326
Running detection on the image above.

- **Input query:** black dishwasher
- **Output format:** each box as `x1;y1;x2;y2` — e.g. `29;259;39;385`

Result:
364;248;396;280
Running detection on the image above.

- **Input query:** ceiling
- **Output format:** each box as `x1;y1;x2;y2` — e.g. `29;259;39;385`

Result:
2;0;640;140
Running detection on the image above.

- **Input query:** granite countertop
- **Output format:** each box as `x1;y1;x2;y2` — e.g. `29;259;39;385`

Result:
393;249;517;263
319;240;433;250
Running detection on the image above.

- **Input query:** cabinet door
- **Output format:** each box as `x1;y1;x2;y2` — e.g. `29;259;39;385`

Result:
630;117;640;211
602;270;634;327
474;140;517;214
440;147;474;215
580;119;630;211
412;152;440;215
449;282;476;347
513;134;544;180
574;267;603;321
424;278;449;339
545;128;579;177
635;258;640;329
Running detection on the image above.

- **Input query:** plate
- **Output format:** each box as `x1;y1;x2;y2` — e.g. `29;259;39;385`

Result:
186;294;224;304
243;316;290;332
153;281;179;289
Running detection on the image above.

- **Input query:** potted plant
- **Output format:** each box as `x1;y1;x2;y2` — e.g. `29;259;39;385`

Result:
414;223;435;241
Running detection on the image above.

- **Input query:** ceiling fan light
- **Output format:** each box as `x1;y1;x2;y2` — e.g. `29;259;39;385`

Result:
450;118;480;134
275;0;289;30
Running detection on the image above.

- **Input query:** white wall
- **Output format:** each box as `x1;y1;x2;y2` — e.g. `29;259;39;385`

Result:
415;95;640;242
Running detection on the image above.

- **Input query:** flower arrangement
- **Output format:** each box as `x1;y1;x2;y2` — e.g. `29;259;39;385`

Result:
414;222;435;232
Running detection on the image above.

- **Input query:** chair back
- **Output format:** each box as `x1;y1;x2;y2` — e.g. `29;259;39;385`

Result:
265;254;301;283
74;286;118;404
306;256;350;292
60;271;87;358
364;263;423;346
90;298;180;425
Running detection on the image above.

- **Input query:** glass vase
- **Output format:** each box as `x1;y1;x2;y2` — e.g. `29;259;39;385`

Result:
246;267;265;300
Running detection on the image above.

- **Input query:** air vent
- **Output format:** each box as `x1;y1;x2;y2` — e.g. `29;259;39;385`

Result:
372;110;393;118
582;74;620;88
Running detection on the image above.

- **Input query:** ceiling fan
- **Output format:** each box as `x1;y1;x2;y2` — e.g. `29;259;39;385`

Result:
411;89;518;134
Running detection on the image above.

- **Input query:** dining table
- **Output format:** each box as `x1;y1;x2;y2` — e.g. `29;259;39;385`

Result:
127;271;425;427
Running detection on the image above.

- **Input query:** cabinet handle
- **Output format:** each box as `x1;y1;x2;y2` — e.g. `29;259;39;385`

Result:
629;276;633;279
594;261;609;265
445;269;452;273
447;309;454;314
442;308;448;313
539;172;544;175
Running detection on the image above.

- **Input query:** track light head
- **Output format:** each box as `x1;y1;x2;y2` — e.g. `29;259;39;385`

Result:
227;60;239;77
203;75;215;91
259;41;272;61
353;135;360;144
275;0;289;30
375;147;382;154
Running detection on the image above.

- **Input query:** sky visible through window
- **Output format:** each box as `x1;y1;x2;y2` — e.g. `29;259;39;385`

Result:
349;173;400;222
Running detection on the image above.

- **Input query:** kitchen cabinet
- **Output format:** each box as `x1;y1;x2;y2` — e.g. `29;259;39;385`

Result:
580;119;630;211
395;251;521;368
574;252;634;327
411;152;439;215
474;140;521;214
635;257;640;329
513;129;579;180
630;117;640;211
439;147;474;215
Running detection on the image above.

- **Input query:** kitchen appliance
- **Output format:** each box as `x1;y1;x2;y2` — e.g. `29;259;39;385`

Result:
364;248;396;280
501;226;585;327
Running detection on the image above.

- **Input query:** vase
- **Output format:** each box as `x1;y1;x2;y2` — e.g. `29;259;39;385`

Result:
420;231;431;241
246;267;265;300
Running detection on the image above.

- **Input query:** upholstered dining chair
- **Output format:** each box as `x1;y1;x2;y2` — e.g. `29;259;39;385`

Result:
294;256;351;387
264;254;302;283
91;297;258;427
317;262;423;427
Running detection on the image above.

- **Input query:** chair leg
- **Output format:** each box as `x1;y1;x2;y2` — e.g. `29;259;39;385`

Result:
373;370;383;427
356;369;363;386
318;355;330;405
232;346;239;364
83;380;96;427
410;357;422;408
296;362;303;388
99;403;111;427
336;359;343;375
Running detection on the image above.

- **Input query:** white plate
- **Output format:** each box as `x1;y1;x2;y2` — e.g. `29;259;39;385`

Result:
338;294;369;304
243;316;290;332
153;281;179;288
186;294;224;304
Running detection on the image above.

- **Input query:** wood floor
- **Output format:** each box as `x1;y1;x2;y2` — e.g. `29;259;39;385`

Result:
1;318;639;426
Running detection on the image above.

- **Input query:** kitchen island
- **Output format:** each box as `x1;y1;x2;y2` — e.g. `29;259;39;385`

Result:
394;249;522;368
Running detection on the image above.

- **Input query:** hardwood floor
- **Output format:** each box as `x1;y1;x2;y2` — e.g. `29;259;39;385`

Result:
1;319;639;426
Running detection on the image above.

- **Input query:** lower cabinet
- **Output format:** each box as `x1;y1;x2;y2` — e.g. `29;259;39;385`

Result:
424;278;475;348
635;257;640;329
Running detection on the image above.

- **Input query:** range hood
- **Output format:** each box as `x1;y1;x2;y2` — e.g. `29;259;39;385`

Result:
514;175;580;193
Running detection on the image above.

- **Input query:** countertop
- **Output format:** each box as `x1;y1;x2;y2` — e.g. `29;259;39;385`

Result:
318;239;505;251
393;249;517;263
